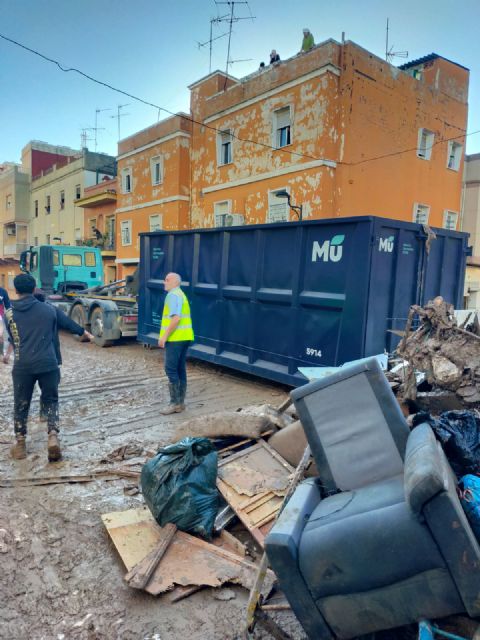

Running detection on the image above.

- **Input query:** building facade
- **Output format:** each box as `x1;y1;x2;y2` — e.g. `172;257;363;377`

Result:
75;177;118;283
189;42;468;228
0;162;30;260
462;153;480;308
30;150;116;248
115;115;192;278
114;39;468;271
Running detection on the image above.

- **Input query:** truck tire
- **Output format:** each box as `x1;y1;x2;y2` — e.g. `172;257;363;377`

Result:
90;307;114;348
70;305;87;341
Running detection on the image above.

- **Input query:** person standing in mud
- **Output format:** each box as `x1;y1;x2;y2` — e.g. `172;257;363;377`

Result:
4;274;62;462
158;272;194;414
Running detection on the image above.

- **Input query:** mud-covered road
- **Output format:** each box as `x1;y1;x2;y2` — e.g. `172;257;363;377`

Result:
0;336;304;640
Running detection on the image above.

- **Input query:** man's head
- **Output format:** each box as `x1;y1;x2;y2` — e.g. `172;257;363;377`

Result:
164;272;181;292
303;28;310;35
14;273;36;296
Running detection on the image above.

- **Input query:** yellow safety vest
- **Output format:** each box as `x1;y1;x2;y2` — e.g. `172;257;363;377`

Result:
159;288;194;342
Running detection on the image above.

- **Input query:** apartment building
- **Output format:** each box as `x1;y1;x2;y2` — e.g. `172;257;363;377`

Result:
30;149;116;247
114;39;468;271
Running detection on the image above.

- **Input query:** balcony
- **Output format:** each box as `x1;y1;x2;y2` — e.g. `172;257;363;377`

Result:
3;242;29;257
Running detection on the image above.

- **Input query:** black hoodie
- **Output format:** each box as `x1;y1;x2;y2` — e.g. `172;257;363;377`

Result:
6;295;58;374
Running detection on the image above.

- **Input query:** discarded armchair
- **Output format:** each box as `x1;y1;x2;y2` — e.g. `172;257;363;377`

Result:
265;357;480;639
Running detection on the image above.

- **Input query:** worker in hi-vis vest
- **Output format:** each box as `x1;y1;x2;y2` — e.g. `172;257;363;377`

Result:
158;272;194;414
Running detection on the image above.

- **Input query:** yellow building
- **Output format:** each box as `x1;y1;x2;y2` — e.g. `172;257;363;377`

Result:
462;153;480;308
30;149;116;247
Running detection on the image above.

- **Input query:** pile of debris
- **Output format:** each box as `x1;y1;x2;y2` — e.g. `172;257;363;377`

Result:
100;399;310;637
393;297;480;408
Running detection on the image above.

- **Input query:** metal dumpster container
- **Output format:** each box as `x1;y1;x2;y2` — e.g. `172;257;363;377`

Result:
138;216;468;386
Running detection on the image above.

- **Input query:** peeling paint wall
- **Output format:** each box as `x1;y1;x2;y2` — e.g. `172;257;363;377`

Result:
336;44;468;227
116;115;192;274
115;39;468;270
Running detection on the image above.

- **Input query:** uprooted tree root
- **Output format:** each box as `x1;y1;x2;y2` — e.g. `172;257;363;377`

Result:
397;297;480;405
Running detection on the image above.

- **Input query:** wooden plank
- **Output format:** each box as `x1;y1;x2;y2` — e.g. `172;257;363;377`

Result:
102;508;275;597
125;523;177;590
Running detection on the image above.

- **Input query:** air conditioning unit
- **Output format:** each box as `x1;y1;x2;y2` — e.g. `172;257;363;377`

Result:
215;213;245;227
6;227;16;236
468;281;480;293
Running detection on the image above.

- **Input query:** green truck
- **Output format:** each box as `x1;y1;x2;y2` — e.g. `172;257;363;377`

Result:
20;245;138;346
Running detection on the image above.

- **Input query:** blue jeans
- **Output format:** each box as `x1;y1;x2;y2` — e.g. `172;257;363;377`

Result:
164;341;190;385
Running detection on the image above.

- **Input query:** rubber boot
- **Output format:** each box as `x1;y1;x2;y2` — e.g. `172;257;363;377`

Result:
177;381;187;412
11;436;27;460
47;431;62;462
160;383;182;415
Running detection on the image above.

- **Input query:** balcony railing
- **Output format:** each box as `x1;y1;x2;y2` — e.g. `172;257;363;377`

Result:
3;242;29;256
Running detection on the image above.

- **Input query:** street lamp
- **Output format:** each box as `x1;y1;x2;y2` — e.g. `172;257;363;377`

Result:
275;190;303;221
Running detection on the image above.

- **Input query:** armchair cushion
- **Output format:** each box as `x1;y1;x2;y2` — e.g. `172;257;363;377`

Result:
404;423;448;516
299;476;447;600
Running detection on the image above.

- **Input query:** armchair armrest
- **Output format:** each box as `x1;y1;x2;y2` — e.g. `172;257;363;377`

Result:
404;423;448;517
266;479;333;639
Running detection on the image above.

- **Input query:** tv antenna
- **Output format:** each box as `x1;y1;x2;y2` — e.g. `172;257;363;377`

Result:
385;18;408;63
110;104;130;141
198;1;255;75
80;128;95;150
94;107;111;151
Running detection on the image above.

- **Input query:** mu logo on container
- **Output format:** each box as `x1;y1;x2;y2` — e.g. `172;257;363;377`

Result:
312;235;344;263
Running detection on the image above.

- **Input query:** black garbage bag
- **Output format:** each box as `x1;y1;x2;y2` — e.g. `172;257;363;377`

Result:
412;410;480;478
141;437;218;539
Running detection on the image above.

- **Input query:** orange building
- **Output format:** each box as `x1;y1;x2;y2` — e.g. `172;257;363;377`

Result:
115;115;192;278
116;40;468;270
75;177;118;283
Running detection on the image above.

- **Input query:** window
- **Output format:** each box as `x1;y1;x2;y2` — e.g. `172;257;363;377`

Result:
45;195;51;214
53;251;60;266
34;236;38;247
121;220;132;246
63;254;82;266
149;214;163;232
214;201;232;226
34;200;38;218
417;128;434;160
60;190;65;209
6;194;12;209
443;210;458;231
274;107;292;149
85;252;96;267
217;130;233;166
75;184;81;199
267;189;289;223
447;141;462;171
75;228;81;242
413;203;430;225
121;168;132;194
150;156;163;185
46;234;51;244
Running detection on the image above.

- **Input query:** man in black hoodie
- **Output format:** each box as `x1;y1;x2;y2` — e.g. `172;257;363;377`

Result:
5;273;61;462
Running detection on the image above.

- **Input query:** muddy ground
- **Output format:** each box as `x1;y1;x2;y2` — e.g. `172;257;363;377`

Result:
0;335;306;640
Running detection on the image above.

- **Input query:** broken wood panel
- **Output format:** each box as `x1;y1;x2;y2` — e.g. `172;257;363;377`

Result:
217;441;294;547
102;508;274;597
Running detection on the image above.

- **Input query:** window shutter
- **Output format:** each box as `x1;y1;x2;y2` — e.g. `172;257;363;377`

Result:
276;107;290;129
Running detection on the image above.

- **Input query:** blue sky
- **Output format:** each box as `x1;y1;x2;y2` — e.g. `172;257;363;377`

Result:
1;0;479;162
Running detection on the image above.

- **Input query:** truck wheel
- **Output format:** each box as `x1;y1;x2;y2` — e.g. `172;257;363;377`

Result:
70;305;87;341
90;307;114;348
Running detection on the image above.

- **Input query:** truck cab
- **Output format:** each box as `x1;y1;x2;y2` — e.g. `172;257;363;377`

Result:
20;245;103;294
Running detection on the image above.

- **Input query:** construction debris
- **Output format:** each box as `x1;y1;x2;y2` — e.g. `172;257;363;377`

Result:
397;297;480;406
173;410;277;441
268;420;318;477
217;440;295;546
102;507;275;597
